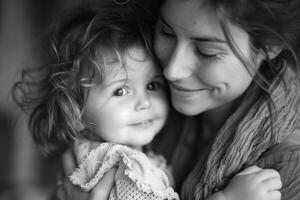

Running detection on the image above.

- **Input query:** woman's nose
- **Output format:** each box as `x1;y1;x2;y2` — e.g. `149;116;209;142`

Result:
163;42;193;81
135;93;151;111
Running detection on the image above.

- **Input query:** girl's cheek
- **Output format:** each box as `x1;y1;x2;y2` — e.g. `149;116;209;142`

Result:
118;108;131;118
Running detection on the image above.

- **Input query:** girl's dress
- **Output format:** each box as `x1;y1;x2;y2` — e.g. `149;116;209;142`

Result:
69;140;179;200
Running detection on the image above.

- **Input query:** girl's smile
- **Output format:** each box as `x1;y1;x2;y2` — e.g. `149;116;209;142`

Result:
130;119;154;128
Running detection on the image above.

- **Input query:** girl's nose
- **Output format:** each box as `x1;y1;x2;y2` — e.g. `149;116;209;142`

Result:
135;93;151;111
163;42;193;81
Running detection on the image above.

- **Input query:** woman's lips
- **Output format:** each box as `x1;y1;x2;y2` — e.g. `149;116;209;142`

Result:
169;82;210;92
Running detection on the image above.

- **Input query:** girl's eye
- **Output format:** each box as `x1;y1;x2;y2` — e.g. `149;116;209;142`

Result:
148;82;158;91
147;81;165;91
113;87;129;96
194;46;217;59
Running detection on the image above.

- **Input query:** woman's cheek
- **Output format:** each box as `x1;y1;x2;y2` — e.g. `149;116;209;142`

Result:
197;60;226;86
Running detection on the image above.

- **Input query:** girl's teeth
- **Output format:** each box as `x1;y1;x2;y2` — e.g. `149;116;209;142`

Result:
140;120;151;126
141;120;149;125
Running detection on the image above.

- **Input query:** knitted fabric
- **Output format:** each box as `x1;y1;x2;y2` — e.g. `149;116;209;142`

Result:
69;141;179;200
194;67;300;199
109;179;176;200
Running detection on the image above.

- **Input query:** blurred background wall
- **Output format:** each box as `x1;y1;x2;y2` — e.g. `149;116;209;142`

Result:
0;0;83;199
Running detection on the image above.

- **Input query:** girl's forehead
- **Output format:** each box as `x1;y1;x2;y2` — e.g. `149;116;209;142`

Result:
100;46;154;75
125;45;149;62
96;45;148;65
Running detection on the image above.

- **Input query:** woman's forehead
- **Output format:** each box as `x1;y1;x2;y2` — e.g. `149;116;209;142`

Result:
161;0;225;40
160;0;252;59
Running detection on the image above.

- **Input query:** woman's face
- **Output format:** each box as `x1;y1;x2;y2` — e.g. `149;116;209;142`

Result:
154;0;262;116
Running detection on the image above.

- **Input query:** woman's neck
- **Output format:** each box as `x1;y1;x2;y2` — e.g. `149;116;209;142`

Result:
202;97;243;136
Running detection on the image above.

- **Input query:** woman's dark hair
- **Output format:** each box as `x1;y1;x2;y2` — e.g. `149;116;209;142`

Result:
215;0;300;88
12;0;159;155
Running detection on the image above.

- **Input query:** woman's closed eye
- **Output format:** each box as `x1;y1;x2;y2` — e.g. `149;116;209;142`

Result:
113;86;129;96
194;45;218;59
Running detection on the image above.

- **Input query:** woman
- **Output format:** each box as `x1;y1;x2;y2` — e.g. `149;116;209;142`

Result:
51;0;300;199
153;0;300;200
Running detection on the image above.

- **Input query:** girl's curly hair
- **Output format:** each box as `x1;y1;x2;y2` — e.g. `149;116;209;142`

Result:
12;0;159;155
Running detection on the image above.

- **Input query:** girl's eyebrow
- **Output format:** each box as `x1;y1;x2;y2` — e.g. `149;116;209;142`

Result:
104;78;127;88
149;75;163;82
159;14;227;44
154;74;165;79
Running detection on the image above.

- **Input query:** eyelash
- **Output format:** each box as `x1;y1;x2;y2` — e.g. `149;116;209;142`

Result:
194;46;217;59
159;23;217;59
112;81;165;97
147;81;164;91
113;86;129;96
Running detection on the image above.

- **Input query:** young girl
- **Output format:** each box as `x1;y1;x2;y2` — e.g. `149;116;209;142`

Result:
13;1;282;200
13;1;179;200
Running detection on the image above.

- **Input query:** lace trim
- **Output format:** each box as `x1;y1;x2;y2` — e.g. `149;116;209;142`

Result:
69;143;179;199
121;152;179;199
69;143;132;191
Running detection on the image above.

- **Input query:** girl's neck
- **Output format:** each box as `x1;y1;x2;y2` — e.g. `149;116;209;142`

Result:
129;145;143;151
91;134;143;151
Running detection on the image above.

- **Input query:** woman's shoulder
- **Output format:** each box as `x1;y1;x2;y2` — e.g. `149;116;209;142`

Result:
257;143;300;200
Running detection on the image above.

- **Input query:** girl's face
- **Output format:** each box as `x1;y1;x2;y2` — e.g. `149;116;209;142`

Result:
154;0;262;116
83;45;169;149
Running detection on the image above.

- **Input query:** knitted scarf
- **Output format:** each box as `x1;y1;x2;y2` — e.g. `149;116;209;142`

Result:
194;66;300;200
